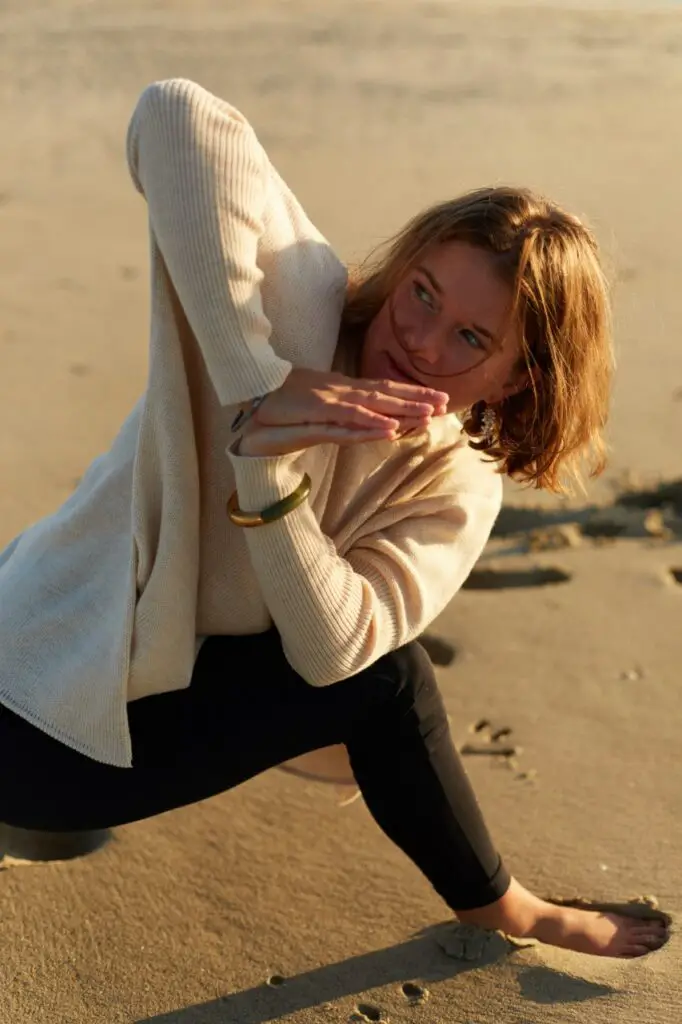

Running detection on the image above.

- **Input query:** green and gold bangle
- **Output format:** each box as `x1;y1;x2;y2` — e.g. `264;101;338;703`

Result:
227;473;312;528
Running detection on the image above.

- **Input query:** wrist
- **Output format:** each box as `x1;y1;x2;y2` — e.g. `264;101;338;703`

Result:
230;394;270;436
235;424;267;458
228;447;307;509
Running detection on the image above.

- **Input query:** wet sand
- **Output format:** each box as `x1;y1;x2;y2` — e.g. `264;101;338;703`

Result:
0;2;681;1021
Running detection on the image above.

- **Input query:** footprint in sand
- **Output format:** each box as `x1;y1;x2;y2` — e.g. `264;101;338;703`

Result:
462;566;571;591
668;568;682;585
460;740;521;758
350;1004;388;1022
401;981;429;1004
462;720;536;781
461;719;521;759
437;923;514;961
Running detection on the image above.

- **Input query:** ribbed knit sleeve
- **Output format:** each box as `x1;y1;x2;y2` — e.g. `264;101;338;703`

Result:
228;449;502;685
126;78;292;406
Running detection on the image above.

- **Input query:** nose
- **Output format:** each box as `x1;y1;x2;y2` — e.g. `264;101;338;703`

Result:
401;323;443;366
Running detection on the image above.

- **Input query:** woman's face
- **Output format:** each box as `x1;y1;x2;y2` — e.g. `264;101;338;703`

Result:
360;241;528;414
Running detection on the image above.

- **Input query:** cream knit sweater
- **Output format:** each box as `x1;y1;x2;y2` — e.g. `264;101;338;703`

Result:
0;80;502;769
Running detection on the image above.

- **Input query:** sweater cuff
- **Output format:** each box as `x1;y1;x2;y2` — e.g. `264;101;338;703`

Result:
215;354;293;409
227;447;308;512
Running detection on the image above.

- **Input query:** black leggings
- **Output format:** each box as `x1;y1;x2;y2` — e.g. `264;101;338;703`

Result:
0;631;510;911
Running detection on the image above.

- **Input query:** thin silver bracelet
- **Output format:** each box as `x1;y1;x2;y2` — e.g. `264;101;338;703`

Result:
230;394;269;434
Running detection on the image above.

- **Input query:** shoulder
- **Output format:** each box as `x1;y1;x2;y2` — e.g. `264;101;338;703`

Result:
361;422;503;526
450;439;503;506
422;416;503;509
410;428;503;540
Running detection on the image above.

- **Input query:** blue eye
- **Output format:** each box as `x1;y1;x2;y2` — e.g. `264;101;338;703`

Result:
413;281;436;309
460;328;482;350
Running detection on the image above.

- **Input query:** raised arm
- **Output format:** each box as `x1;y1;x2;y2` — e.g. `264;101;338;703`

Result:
126;78;291;406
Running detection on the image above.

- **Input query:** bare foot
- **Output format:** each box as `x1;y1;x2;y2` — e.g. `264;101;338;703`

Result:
456;877;669;958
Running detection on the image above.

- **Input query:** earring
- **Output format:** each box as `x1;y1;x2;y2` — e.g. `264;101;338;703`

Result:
481;404;497;443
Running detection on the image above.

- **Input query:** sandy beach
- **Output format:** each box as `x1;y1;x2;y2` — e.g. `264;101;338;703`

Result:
1;1;681;1021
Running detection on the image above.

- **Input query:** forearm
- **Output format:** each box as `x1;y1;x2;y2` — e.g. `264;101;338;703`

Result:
127;78;291;405
226;443;496;686
227;451;398;684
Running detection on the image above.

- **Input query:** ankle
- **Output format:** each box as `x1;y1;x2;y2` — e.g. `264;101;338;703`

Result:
456;877;548;937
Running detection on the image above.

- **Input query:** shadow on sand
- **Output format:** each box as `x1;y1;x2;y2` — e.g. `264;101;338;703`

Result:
491;477;682;541
137;922;617;1024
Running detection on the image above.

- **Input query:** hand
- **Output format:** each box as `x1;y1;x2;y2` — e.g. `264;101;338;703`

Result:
237;368;449;457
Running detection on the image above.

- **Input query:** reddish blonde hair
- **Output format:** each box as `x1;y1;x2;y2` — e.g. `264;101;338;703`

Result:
342;187;614;493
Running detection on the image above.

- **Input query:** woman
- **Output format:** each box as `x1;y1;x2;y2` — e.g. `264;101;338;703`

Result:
0;79;666;958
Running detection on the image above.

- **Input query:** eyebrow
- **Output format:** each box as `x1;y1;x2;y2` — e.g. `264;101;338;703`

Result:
416;264;498;343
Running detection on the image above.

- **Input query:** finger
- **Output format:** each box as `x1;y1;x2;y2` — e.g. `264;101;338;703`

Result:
346;388;438;419
323;425;400;446
325;399;408;431
317;422;431;446
257;394;402;431
243;422;397;456
358;377;450;411
329;399;434;432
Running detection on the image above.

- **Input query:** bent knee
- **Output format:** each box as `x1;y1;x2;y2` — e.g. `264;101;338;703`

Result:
372;639;440;705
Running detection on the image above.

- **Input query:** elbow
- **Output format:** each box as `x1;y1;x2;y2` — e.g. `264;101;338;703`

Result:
282;629;379;689
126;79;204;194
127;78;260;195
282;645;351;690
126;81;170;191
133;78;252;135
131;78;195;129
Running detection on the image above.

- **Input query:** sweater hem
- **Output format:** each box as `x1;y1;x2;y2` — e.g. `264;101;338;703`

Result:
0;693;133;769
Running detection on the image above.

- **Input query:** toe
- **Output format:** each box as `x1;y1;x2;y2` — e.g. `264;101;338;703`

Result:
629;922;666;938
630;925;667;947
621;944;652;958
